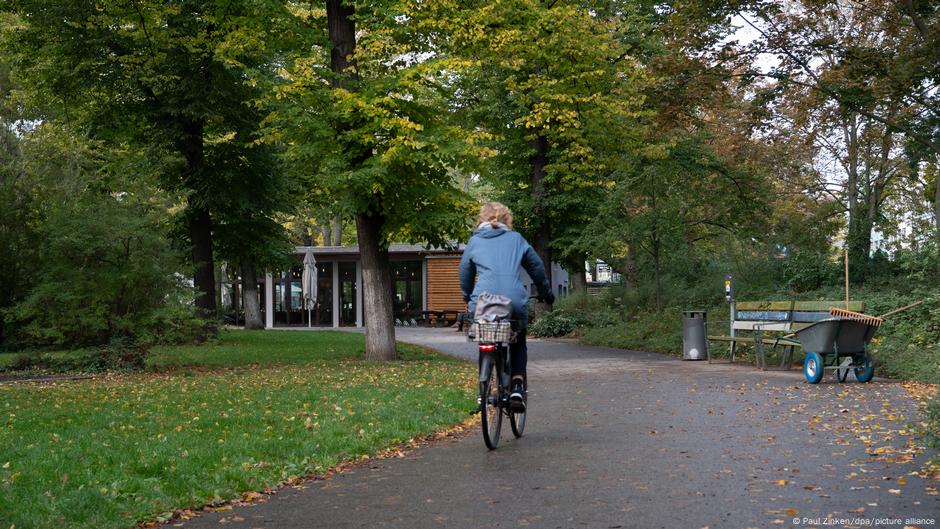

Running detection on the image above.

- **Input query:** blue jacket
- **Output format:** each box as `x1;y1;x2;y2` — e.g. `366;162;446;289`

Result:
459;225;552;328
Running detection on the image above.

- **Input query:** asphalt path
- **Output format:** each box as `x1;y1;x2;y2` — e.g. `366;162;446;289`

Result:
179;328;938;529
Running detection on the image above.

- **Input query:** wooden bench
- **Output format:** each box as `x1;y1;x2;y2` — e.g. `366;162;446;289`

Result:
707;300;865;369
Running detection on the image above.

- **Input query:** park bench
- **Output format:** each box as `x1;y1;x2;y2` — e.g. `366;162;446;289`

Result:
707;300;865;370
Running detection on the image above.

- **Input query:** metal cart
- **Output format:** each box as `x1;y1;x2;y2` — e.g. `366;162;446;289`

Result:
796;318;879;384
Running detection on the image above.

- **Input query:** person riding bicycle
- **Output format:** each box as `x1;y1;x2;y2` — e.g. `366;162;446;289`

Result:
459;202;555;409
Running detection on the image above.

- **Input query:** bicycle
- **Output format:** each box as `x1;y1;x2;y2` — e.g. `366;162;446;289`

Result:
471;319;525;450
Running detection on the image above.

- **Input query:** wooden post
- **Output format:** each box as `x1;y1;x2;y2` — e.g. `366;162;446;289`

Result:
844;249;850;309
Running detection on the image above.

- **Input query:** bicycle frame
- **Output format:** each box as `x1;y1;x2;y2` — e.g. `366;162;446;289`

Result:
478;342;510;392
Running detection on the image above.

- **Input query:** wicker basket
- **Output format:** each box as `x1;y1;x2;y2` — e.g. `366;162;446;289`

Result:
469;321;514;343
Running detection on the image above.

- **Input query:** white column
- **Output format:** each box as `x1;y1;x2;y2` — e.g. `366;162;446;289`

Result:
355;261;363;327
332;262;340;328
264;273;274;329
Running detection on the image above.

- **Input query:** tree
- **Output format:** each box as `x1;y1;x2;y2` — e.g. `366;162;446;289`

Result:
275;2;477;359
434;0;653;298
1;0;299;328
729;0;940;239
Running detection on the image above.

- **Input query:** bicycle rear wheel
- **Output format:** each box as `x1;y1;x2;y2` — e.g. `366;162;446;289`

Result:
510;405;526;438
480;361;502;449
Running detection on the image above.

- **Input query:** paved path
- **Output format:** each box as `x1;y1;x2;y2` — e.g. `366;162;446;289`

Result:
182;329;938;529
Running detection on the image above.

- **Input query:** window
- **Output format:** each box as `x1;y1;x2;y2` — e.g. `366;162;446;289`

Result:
392;261;423;317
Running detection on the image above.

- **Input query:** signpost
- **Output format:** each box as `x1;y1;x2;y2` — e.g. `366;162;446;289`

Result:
725;274;735;359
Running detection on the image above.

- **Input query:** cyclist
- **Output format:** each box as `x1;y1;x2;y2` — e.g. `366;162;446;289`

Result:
460;202;555;409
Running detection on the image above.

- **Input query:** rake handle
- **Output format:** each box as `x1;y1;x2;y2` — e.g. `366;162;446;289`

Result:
877;300;924;319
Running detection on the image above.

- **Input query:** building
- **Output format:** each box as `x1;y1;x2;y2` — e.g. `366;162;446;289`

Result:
224;245;569;329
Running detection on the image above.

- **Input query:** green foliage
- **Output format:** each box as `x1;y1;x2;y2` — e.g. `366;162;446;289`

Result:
530;293;622;338
570;244;939;386
580;310;683;355
0;127;36;329
4;338;147;373
0;330;476;529
0;126;198;350
273;3;477;248
781;251;838;293
430;0;654;264
1;0;301;320
529;312;577;338
4;188;190;347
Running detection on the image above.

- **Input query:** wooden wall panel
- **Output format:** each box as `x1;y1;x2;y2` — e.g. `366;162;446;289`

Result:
427;257;465;311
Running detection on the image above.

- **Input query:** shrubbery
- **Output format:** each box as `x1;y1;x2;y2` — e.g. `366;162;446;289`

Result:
529;295;621;337
554;242;939;387
6;337;148;373
529;311;576;337
0;127;203;355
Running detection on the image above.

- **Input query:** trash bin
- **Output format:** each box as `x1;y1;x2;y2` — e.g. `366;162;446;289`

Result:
682;311;708;360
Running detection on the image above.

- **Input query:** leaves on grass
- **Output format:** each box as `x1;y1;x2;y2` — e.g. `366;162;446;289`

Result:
0;335;477;529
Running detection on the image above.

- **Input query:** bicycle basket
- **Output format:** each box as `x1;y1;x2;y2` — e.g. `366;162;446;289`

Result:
470;321;514;343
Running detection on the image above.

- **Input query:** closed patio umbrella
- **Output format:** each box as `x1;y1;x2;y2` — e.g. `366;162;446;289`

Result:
302;248;318;328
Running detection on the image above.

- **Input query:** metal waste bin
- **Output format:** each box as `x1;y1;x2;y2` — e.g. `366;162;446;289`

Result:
682;311;708;360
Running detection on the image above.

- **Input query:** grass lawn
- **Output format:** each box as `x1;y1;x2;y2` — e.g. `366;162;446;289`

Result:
0;330;477;529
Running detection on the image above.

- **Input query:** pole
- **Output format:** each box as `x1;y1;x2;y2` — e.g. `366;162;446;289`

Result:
844;249;850;309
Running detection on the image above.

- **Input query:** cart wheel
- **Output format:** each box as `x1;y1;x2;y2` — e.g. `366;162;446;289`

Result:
804;351;824;384
854;354;874;383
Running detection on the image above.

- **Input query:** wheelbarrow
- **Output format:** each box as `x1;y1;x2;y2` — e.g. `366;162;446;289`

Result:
795;318;879;384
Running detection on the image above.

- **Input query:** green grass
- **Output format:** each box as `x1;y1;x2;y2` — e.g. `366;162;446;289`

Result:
147;329;447;370
0;330;477;529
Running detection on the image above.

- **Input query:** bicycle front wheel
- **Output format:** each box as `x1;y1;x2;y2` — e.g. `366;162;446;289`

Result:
480;361;502;449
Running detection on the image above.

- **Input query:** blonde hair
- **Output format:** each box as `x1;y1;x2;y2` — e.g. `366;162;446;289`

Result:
477;202;513;229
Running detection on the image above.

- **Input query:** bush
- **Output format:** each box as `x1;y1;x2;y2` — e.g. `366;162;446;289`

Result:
782;251;837;292
528;293;622;337
579;310;683;354
529;311;576;337
2;189;195;349
3;337;148;373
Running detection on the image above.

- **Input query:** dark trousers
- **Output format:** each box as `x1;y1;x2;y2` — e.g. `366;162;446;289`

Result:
510;331;527;379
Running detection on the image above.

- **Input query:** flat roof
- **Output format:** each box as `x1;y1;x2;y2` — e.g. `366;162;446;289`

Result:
293;244;465;258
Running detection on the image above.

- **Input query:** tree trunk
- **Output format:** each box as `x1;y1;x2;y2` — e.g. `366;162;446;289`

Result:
843;114;867;282
652;238;663;313
189;204;217;321
568;254;587;293
327;0;356;88
530;133;553;309
935;166;939;236
356;211;397;360
328;0;395;360
332;214;342;246
302;227;313;246
179;113;217;333
622;244;638;289
240;258;263;330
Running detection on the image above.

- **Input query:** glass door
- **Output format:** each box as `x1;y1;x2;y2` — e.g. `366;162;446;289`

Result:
339;262;357;326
